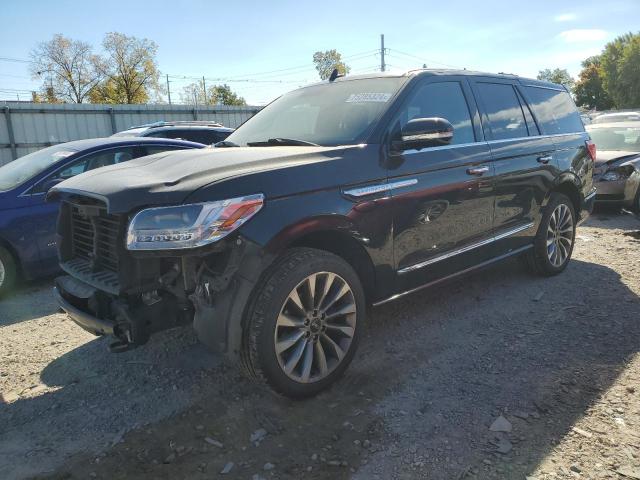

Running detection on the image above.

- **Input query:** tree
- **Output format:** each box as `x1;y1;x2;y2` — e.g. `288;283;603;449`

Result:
536;68;575;90
312;50;350;80
89;76;148;104
93;32;160;104
29;34;102;103
179;81;246;106
573;56;613;110
601;32;640;108
211;84;246;106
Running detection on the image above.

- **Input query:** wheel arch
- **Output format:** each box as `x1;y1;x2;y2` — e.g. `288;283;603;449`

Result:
288;229;377;302
547;174;582;214
0;235;21;275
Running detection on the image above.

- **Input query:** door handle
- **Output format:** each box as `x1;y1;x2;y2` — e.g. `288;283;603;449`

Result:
537;155;553;164
466;166;489;176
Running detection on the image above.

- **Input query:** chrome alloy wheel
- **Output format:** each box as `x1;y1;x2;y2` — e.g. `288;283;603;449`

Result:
274;272;357;384
0;257;5;288
546;204;574;267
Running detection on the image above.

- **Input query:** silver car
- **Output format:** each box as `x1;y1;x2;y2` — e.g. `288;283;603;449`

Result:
587;121;640;211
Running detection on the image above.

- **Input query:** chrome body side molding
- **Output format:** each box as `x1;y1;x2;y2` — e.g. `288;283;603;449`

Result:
397;222;534;274
343;178;418;198
374;244;534;306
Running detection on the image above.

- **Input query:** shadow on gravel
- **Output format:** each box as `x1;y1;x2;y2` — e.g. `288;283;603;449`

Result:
3;217;639;480
0;277;59;327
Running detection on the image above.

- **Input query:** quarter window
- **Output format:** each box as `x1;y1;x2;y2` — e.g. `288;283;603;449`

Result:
397;81;475;145
476;83;528;140
524;87;584;135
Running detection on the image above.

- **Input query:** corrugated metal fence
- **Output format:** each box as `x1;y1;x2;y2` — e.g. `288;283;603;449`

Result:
0;102;261;165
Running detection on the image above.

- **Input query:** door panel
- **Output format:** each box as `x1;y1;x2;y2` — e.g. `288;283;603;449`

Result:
471;79;553;253
386;77;495;293
391;143;495;292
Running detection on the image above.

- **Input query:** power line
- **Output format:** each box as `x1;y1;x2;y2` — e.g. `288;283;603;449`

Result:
386;49;463;69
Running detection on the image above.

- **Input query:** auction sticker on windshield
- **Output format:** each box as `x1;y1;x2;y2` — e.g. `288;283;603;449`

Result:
346;93;392;103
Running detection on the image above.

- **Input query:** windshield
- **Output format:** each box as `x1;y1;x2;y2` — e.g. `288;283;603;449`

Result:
0;144;78;192
226;77;407;147
587;125;640;152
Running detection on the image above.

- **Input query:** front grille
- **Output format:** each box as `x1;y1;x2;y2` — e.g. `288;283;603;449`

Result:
70;205;121;272
62;198;125;294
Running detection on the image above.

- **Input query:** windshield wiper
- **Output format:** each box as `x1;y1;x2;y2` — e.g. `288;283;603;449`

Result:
246;138;320;147
214;140;240;148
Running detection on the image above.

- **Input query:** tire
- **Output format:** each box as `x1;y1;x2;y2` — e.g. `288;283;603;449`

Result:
524;192;576;276
0;245;17;297
241;248;365;398
632;186;640;214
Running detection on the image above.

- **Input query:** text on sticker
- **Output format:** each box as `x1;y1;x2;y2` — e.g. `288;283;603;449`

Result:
345;93;392;103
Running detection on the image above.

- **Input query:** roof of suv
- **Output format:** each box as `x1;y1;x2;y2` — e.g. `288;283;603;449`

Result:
305;68;566;91
112;121;234;138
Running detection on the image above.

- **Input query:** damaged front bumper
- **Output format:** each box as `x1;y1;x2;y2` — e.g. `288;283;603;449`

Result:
54;237;272;358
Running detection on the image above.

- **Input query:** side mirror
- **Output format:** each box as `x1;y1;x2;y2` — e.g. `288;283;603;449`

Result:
396;117;454;151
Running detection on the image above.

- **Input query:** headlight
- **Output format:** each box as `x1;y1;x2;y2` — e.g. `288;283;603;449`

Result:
602;171;624;181
601;166;634;181
126;194;264;250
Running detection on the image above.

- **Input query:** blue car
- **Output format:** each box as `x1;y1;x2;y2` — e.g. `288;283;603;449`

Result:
0;137;204;295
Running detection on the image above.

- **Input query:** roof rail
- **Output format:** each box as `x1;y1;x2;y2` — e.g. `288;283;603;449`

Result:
126;120;224;130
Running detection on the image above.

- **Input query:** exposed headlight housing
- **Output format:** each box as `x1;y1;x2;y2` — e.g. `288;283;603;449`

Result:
601;165;634;182
126;194;264;251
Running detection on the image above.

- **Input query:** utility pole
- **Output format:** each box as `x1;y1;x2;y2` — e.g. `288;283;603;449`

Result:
202;76;207;104
166;74;172;105
380;34;386;72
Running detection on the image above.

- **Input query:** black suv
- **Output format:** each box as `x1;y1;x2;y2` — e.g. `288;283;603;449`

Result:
51;70;596;397
112;121;234;145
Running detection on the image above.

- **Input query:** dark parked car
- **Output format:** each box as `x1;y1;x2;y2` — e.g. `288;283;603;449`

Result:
0;137;203;296
51;70;595;397
586;121;640;211
112;121;234;145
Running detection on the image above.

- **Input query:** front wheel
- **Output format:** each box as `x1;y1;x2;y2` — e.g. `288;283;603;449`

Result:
241;248;365;398
524;193;576;276
0;245;18;298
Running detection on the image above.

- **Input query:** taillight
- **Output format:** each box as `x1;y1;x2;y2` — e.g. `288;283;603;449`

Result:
586;140;596;162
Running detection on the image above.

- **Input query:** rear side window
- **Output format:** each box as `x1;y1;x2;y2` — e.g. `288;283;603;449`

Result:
476;83;528;140
523;87;584;134
397;81;475;145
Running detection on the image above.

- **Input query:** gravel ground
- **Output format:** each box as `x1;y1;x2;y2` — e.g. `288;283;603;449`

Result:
0;209;639;480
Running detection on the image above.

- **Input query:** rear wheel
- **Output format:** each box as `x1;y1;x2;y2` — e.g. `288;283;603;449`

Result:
524;193;576;276
0;246;17;297
242;248;365;398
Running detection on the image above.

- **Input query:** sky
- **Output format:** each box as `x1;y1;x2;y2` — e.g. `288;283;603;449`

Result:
1;0;639;105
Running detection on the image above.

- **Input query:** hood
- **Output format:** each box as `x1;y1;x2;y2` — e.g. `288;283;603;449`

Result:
595;150;640;166
49;146;347;213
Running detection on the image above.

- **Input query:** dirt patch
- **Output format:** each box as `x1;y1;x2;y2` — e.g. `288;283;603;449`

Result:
1;212;639;480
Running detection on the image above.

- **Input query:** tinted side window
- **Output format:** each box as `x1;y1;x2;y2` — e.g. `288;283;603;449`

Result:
523;87;584;134
34;147;142;193
397;81;475;145
476;83;528;140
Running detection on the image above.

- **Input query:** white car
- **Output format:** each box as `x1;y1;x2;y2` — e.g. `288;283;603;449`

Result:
592;112;640;124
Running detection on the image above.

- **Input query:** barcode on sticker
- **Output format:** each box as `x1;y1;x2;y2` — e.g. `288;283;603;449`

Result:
345;93;392;103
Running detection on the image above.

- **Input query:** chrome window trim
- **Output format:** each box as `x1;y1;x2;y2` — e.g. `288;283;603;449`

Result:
397;222;534;274
343;178;418;197
400;132;587;156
